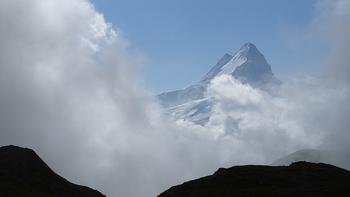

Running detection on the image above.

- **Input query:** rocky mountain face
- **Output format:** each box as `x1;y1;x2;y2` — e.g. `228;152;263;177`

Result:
0;145;105;197
157;43;280;125
158;161;350;197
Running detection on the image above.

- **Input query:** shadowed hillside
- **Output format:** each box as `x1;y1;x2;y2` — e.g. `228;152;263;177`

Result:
158;161;350;197
0;145;105;197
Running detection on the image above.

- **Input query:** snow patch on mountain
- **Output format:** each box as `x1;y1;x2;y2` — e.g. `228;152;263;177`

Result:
157;43;281;126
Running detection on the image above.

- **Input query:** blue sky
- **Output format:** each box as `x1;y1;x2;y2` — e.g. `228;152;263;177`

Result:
92;0;327;93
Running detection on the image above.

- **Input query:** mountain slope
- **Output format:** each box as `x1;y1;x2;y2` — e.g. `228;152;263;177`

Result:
0;145;105;197
157;43;280;125
158;161;350;197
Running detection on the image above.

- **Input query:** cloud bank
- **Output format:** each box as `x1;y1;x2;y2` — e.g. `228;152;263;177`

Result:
0;0;349;197
0;0;167;196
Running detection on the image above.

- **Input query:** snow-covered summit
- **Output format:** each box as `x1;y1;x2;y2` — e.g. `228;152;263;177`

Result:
201;42;279;89
201;43;260;82
157;43;281;125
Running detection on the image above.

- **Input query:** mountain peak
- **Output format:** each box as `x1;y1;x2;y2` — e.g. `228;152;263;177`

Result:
201;42;271;83
157;43;281;109
239;42;256;50
234;42;265;62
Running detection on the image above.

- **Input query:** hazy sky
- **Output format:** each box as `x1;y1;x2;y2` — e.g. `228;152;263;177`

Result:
92;0;327;92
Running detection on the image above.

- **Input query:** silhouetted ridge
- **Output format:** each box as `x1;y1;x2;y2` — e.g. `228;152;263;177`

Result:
158;161;350;197
0;145;105;197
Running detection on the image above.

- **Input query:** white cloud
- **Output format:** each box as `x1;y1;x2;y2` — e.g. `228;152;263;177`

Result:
208;75;263;105
203;75;319;162
0;0;166;196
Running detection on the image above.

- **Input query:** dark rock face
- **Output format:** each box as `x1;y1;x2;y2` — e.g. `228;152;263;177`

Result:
158;162;350;197
0;145;105;197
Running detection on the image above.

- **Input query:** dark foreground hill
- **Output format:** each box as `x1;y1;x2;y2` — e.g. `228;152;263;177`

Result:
0;145;105;197
158;161;350;197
